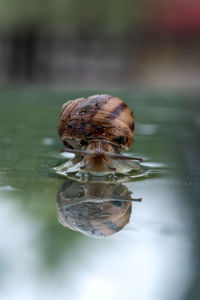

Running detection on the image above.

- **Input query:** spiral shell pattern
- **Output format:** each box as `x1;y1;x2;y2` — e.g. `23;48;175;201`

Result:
58;94;134;150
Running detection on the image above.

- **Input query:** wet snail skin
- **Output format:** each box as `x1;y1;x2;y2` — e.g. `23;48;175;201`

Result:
58;94;143;174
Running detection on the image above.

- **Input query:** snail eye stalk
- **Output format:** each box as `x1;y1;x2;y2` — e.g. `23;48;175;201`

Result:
60;148;143;162
106;152;143;162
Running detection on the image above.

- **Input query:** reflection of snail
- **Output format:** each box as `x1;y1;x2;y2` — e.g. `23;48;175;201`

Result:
58;94;143;174
56;179;141;237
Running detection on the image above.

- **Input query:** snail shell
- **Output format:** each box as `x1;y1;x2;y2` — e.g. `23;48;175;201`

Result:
58;94;134;151
57;94;143;173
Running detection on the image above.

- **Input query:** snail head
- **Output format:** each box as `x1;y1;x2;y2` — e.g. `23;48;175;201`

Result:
60;143;143;173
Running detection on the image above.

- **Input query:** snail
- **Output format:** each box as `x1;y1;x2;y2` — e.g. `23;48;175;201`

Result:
56;178;142;237
57;94;143;174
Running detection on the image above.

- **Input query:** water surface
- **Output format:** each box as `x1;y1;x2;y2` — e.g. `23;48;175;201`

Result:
0;89;199;300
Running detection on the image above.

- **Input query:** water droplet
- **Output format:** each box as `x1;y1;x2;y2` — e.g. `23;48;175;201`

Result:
42;137;54;145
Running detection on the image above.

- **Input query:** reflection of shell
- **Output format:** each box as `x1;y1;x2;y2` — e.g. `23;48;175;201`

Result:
56;179;133;237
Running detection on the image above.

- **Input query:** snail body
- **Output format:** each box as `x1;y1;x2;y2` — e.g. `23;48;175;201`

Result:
57;94;142;174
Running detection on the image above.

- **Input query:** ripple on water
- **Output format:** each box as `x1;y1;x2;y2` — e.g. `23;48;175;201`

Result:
53;154;165;183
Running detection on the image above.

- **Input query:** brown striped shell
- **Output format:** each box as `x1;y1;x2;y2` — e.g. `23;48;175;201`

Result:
58;94;134;151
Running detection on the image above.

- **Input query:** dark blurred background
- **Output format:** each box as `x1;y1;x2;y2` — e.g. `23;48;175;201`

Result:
0;0;200;89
